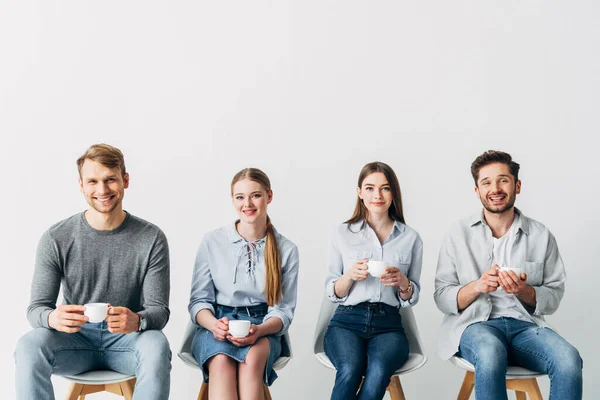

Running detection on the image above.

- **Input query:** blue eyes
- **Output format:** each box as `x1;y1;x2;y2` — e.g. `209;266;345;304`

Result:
365;187;390;191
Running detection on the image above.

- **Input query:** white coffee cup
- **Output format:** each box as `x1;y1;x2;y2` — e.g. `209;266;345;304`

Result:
84;303;109;323
366;260;387;277
499;266;523;278
497;267;524;291
228;320;251;338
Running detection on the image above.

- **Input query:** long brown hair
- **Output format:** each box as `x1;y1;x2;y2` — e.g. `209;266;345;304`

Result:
231;168;282;306
345;161;405;226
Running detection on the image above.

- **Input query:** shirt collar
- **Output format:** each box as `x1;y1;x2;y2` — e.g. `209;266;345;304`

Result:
469;207;530;236
227;220;270;243
348;219;406;235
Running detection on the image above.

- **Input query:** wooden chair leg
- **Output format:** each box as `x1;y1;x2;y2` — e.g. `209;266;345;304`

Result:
457;371;475;400
515;391;527;400
263;383;272;400
198;382;209;400
506;377;543;400
120;378;136;400
386;376;406;400
65;383;84;400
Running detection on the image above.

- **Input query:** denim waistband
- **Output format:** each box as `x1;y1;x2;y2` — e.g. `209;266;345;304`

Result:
344;302;399;313
216;303;268;317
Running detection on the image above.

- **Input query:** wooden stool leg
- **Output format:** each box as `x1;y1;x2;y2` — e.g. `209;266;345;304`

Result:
263;383;272;400
198;382;209;400
507;377;544;400
120;378;136;400
386;376;406;400
515;391;527;400
525;378;543;400
65;383;84;400
457;371;475;400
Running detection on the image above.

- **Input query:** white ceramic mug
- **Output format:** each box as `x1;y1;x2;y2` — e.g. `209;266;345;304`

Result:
497;267;524;290
499;266;523;277
228;320;251;338
84;303;110;323
366;260;387;277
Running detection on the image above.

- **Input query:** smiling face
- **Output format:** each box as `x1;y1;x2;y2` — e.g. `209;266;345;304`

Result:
232;178;272;225
475;162;521;214
357;172;393;217
79;159;129;215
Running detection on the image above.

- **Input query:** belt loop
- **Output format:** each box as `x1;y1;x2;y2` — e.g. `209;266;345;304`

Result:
246;306;252;316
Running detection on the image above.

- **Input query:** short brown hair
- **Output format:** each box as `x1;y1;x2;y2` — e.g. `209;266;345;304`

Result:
77;144;126;178
471;150;519;186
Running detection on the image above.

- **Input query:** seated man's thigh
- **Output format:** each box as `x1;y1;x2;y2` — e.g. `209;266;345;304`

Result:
510;326;583;373
458;321;509;366
15;328;98;375
103;331;171;374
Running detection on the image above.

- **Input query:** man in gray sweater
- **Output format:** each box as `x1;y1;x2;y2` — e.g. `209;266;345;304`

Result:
15;144;171;400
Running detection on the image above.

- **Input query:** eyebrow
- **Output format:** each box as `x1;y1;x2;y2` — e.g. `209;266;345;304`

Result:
364;183;390;187
233;191;262;196
86;175;117;181
479;174;511;182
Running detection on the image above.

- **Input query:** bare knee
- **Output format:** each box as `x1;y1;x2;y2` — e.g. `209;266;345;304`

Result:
207;354;237;375
241;338;270;372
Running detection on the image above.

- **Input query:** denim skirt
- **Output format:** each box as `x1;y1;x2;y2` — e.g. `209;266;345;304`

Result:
191;303;283;386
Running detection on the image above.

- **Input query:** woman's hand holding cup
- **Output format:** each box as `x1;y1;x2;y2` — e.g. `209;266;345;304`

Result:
211;316;229;341
380;266;409;288
345;259;369;282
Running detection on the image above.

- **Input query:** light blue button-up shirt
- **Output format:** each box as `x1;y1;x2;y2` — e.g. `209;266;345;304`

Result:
434;208;566;360
325;220;423;308
188;222;299;335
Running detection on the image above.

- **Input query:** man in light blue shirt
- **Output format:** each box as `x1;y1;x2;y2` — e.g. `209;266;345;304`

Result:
434;150;582;400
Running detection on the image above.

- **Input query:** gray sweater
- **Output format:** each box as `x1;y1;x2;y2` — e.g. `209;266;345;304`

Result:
27;211;170;331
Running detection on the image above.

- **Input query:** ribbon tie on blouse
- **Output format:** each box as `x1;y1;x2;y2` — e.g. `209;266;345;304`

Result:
233;238;266;283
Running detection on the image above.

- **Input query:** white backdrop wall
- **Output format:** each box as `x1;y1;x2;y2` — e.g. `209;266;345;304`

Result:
2;1;599;399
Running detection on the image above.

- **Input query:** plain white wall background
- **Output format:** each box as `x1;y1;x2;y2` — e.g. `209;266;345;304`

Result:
2;1;599;399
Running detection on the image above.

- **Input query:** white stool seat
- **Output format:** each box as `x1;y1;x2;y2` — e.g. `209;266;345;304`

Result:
450;356;545;379
315;352;427;376
62;370;136;385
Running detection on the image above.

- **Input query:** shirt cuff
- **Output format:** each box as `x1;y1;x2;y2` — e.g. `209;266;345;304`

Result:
190;302;215;325
398;280;419;308
326;279;348;303
42;309;53;329
263;310;290;336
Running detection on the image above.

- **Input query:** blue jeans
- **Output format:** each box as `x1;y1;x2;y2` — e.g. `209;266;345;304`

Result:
458;317;583;400
324;302;409;400
14;322;171;400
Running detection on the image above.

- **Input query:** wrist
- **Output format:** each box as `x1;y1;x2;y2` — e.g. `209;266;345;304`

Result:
398;280;412;294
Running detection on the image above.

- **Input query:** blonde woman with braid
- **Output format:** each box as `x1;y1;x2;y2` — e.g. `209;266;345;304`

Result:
188;168;299;400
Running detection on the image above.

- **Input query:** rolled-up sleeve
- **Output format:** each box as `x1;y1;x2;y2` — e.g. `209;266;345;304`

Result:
434;233;464;315
188;239;216;324
325;230;347;303
399;240;423;307
264;245;299;335
533;234;566;316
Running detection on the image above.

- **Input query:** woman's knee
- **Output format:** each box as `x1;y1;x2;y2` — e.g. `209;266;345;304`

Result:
242;338;270;371
207;354;237;374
